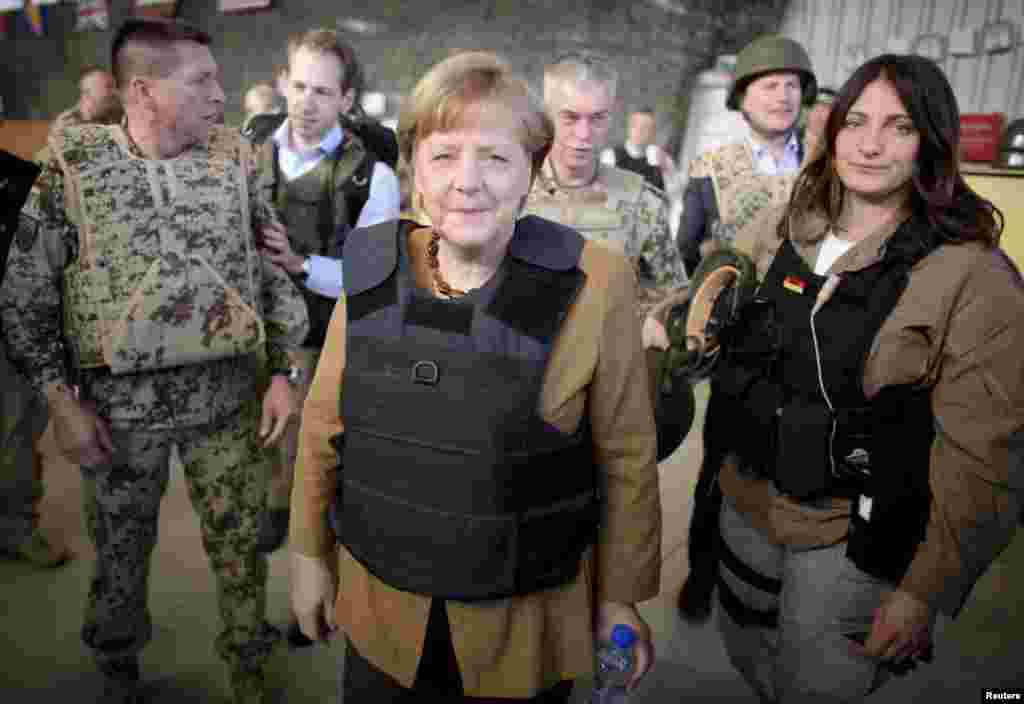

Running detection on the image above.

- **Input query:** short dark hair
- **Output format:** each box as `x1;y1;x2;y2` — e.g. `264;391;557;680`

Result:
111;18;211;89
631;105;656;116
787;54;1002;247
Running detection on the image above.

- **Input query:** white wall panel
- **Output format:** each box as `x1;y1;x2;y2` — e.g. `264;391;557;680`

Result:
778;0;1024;118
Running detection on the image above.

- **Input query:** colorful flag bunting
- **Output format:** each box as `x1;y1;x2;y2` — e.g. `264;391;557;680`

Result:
23;0;45;37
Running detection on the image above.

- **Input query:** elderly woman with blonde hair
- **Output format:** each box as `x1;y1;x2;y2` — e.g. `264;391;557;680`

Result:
288;51;662;702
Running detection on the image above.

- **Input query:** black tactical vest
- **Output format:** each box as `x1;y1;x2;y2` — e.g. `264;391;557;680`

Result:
330;216;601;600
613;145;664;192
713;221;936;582
273;137;366;347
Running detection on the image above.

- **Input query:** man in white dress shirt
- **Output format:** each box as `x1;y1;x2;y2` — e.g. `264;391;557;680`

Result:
256;27;400;555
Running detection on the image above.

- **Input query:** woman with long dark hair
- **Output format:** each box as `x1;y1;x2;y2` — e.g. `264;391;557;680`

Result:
671;53;1023;702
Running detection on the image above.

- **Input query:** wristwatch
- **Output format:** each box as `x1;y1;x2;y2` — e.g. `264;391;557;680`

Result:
301;256;312;279
271;365;303;386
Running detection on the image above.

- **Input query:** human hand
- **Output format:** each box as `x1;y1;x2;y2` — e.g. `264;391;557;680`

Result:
259;375;295;448
642;316;671;351
699;238;721;258
595;601;655;691
291;551;339;643
261;222;305;275
50;394;114;467
853;589;935;667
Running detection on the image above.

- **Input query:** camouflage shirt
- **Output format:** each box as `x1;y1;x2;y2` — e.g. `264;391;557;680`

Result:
50;106;87;135
50;103;124;136
525;160;686;314
0;124;309;430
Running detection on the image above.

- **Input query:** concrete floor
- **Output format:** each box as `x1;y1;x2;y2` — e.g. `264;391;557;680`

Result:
2;383;1022;702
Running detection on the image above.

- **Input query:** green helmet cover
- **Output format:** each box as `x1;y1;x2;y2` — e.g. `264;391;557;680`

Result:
727;34;818;111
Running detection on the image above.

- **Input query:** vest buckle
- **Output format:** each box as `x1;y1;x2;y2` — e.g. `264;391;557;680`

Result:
412;360;440;385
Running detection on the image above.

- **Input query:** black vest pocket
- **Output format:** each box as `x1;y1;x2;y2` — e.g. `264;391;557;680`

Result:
337;426;599;600
774;399;832;499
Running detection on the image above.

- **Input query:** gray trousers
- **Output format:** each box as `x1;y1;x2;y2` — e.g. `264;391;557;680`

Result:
717;498;899;703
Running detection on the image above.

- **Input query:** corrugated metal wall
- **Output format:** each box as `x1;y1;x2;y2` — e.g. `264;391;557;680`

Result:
779;0;1024;118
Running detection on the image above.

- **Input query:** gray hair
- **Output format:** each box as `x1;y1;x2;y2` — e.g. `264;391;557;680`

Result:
543;50;618;102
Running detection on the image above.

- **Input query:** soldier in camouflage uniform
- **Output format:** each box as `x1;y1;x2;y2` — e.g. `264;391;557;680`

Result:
20;65;123;568
523;51;686;316
0;147;68;568
0;19;308;704
523;51;691;461
677;34;817;277
49;65;123;137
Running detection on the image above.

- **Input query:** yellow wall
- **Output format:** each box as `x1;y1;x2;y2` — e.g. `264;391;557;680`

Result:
964;166;1024;269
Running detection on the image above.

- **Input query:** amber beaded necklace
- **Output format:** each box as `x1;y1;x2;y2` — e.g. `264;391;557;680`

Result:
427;231;468;298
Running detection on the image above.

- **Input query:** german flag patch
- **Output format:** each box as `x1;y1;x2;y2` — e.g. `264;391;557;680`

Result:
782;276;806;295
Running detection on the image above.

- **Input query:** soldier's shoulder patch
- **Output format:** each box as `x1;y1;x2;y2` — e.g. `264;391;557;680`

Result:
15;213;40;252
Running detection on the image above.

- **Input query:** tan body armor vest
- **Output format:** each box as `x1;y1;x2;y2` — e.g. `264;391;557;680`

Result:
525;165;646;256
55;125;265;375
695;141;797;245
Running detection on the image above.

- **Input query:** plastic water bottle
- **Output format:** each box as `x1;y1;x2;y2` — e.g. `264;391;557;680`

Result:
591;623;636;703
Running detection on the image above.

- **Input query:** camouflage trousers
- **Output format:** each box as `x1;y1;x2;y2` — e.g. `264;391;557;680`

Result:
267;347;320;511
79;406;279;670
0;348;48;550
0;429;45;549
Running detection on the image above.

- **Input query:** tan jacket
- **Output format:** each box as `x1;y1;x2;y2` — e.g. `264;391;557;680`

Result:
290;225;662;697
720;205;1024;618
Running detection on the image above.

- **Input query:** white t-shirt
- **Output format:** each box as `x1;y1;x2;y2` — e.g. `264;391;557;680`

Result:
814;231;855;275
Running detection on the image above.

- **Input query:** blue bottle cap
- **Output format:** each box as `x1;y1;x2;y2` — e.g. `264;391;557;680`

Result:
610;624;637;649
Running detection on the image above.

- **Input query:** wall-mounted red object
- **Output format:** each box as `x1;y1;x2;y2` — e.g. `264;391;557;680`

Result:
960;113;1006;163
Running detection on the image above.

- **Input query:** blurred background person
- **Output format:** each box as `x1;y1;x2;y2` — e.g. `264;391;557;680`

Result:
602;106;678;195
49;65;123;135
240;80;281;138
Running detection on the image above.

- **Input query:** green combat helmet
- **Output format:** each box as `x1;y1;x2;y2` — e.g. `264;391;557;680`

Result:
650;247;758;460
726;34;818;111
653;302;696;462
658;246;759;384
